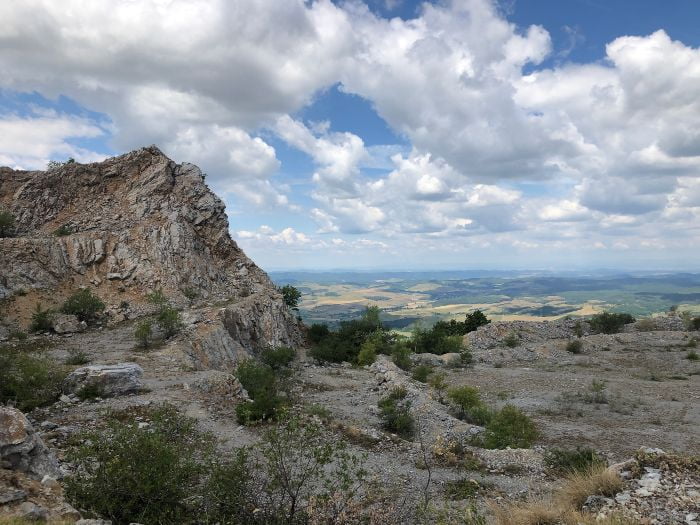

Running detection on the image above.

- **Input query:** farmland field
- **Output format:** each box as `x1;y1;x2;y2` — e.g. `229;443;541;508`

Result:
271;270;700;329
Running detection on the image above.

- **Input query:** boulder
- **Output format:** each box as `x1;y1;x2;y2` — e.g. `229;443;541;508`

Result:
0;406;62;480
51;313;86;334
63;363;144;397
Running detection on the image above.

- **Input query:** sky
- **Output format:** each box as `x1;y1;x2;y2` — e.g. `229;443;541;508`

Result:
1;0;700;271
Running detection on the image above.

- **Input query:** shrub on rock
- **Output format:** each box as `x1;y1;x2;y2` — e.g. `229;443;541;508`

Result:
61;289;105;323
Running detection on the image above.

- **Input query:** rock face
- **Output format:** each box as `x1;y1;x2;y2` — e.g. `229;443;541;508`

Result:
51;313;86;334
0;407;62;480
0;146;302;356
63;363;144;397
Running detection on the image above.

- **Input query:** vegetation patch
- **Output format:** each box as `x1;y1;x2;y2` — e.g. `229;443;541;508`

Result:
589;312;635;334
378;386;415;438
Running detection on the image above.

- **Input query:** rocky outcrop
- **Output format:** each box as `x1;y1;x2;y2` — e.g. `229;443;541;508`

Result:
51;314;86;334
0;146;301;357
0;407;61;480
62;363;144;397
593;449;700;524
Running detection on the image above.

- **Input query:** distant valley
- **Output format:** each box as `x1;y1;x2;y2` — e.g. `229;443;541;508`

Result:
271;270;700;329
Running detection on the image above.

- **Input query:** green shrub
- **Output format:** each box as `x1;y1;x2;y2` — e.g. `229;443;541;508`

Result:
0;345;65;411
378;386;414;438
566;339;583;354
134;320;153;349
280;284;302;310
692;317;700;331
573;321;584;338
157;305;182;338
65;348;90;365
182;287;199;301
589;312;635;334
146;288;168;305
687;350;699;361
444;478;481;500
482;405;539;449
65;405;212;525
503;333;519;348
8;329;27;341
392;343;412;371
308;334;355;363
0;208;15;237
357;340;377;366
260;346;296;369
583;379;608;404
544;447;603;474
77;382;104;401
61;288;105;322
235;360;284;424
447;386;492;425
30;303;53;332
307;323;330;344
412;364;433;383
53;224;73;236
428;371;448;402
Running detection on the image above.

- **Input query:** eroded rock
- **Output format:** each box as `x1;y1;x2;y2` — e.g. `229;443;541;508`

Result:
63;363;143;397
0;407;61;480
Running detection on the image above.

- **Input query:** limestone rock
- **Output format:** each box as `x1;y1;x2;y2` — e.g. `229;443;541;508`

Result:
63;363;143;397
0;406;62;480
51;313;86;334
0;147;301;357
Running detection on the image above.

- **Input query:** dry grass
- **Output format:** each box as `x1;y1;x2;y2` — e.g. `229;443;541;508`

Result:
490;465;628;525
557;464;624;508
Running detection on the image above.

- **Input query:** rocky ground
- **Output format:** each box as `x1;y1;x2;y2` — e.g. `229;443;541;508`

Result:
1;314;698;523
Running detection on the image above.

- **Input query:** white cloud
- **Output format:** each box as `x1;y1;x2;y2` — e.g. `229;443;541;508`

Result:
0;112;107;169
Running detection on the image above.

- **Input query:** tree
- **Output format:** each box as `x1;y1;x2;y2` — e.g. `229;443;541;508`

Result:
280;284;301;310
0;209;15;237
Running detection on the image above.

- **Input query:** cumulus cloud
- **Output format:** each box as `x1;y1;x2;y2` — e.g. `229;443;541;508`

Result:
0;111;107;169
1;0;700;265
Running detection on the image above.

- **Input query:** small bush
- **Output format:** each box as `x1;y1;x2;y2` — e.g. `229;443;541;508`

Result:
65;348;90;365
392;343;412;371
447;386;491;425
544;447;604;474
357;340;377;366
146;288;168;305
308;334;354;363
589;312;635;334
235;360;284;424
0;208;15;237
157;305;182;338
65;405;212;524
573;321;584;338
687;350;699;361
0;346;65;410
134;320;153;349
53;224;74;236
378;386;414;438
307;323;330;344
635;318;656;332
412;364;433;382
565;339;583;354
61;289;105;322
444;478;481;500
260;346;296;369
503;333;519;348
482;405;539;449
280;284;302;309
30;303;53;332
8;329;27;341
77;383;104;401
583;379;608;404
692;317;700;331
428;371;448;402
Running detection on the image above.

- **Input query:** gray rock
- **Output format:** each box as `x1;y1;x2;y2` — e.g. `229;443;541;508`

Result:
0;488;27;504
63;363;144;397
51;313;86;334
0;406;62;480
77;520;113;525
18;501;49;521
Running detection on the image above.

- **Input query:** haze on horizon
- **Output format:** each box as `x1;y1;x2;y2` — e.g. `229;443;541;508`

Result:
2;0;700;271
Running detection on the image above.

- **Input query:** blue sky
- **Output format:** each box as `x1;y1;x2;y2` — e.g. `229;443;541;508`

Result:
2;0;700;271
